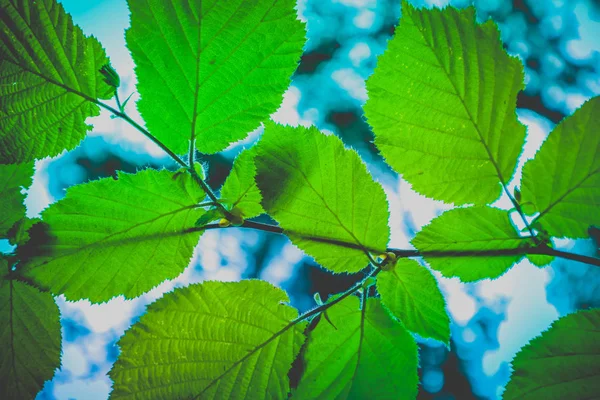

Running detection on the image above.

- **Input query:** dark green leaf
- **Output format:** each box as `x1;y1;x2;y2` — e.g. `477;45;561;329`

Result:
256;123;390;274
364;2;525;205
8;217;40;247
110;280;306;400
0;258;61;399
377;259;450;343
521;97;600;238
0;0;114;163
504;308;600;400
0;162;33;237
126;0;306;154
293;296;418;399
22;169;207;302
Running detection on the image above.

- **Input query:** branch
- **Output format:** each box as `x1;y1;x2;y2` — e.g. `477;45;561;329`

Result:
502;185;538;242
96;101;189;168
37;70;232;218
199;221;600;268
538;247;600;267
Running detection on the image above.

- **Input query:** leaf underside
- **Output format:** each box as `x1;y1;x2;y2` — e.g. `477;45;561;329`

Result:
365;2;525;205
504;308;600;400
255;122;390;274
521;97;600;239
126;0;306;155
412;207;528;281
0;162;33;237
22;169;207;302
110;280;306;400
377;259;450;343
0;0;114;163
293;296;418;399
220;147;265;219
0;261;61;399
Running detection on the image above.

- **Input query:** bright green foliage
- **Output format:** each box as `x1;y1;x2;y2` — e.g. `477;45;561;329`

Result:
412;207;528;281
526;254;554;267
0;260;61;399
365;2;526;205
221;148;264;219
126;0;306;155
293;296;418;399
0;162;33;237
504;308;600;400
2;1;599;399
0;0;114;163
521;97;600;239
22;169;207;302
110;280;306;400
377;259;450;344
255;123;390;274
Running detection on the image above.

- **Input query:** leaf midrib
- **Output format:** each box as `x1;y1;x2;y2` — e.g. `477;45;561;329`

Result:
348;295;367;394
534;166;600;224
266;145;373;257
194;320;298;399
408;10;511;192
30;204;199;267
8;280;24;397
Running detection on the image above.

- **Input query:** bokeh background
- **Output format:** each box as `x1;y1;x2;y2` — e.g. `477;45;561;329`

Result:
2;0;599;398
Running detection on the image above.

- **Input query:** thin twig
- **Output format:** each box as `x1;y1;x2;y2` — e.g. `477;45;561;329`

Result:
198;221;600;268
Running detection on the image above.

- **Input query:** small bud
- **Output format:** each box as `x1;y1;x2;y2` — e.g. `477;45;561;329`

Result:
313;292;323;305
218;218;231;227
100;64;120;88
513;187;522;203
379;251;397;271
228;212;244;227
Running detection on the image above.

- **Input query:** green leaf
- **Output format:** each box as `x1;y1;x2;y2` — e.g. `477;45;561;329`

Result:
364;2;526;205
526;254;554;267
8;217;40;247
221;148;264;219
0;162;33;237
126;0;306;155
110;280;306;400
377;259;450;344
293;296;418;399
255;123;390;274
22;169;207;302
0;0;114;163
0;259;62;399
521;97;600;239
504;308;600;400
412;207;528;281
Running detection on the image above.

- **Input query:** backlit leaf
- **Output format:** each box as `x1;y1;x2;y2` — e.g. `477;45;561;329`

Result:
255;123;390;274
377;259;450;343
126;0;306;154
22;169;207;302
521;97;600;238
504;308;600;400
0;0;114;163
0;162;33;237
365;2;526;205
293;295;418;399
0;258;61;399
110;280;306;400
412;207;529;281
221;148;264;219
